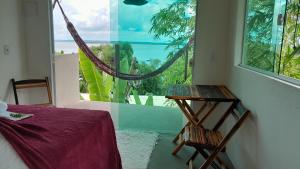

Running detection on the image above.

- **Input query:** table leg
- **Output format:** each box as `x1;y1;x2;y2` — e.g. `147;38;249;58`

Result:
186;149;221;169
196;149;221;169
175;99;198;126
172;132;185;155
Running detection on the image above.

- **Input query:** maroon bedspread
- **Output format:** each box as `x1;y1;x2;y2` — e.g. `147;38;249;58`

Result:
0;105;122;169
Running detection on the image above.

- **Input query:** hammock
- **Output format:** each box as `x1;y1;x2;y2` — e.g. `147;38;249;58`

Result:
53;0;194;80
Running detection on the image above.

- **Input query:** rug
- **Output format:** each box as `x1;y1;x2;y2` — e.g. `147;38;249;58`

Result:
116;130;159;169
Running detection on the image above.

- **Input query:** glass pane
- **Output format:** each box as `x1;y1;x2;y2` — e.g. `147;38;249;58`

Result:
53;0;196;106
279;0;300;80
242;0;285;72
109;0;196;106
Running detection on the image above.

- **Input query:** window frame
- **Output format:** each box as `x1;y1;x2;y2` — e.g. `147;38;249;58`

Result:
239;64;300;86
240;0;300;86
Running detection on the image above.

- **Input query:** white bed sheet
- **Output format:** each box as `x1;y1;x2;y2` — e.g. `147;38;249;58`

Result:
0;133;28;169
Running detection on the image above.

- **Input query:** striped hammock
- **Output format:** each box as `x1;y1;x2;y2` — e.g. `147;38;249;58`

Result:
53;0;194;80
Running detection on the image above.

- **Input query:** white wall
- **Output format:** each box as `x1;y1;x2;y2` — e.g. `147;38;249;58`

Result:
225;0;300;168
193;0;300;168
192;0;230;85
22;0;52;104
0;0;53;104
191;0;232;135
23;0;52;78
54;54;79;107
0;0;28;103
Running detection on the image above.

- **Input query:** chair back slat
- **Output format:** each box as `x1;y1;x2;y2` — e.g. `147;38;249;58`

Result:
14;79;47;85
185;99;251;169
11;77;52;105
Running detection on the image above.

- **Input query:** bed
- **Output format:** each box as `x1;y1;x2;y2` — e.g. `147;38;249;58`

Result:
0;105;122;169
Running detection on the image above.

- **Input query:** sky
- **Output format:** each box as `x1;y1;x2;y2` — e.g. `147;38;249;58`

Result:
53;0;111;41
53;0;175;43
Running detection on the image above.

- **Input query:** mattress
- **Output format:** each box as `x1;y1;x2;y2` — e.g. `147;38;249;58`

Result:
0;133;28;169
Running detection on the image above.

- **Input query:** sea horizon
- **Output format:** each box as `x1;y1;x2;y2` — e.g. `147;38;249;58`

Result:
54;40;176;63
55;39;173;46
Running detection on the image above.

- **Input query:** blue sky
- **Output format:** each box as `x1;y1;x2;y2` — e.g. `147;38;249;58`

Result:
53;0;175;43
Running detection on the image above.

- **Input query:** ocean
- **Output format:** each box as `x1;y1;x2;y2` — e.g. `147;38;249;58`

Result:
55;41;174;63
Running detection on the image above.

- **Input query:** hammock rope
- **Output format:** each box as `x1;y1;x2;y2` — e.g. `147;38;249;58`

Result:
53;0;194;80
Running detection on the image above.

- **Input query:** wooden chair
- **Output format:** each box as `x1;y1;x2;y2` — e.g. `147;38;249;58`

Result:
11;77;53;105
184;101;251;169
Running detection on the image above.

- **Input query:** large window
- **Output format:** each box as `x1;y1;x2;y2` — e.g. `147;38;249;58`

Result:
53;0;196;106
242;0;300;83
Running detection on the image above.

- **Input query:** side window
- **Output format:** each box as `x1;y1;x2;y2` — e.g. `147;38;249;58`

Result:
242;0;300;82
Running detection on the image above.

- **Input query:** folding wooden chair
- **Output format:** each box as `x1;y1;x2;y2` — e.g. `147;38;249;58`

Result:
172;101;219;155
11;77;53;105
184;101;251;169
166;85;237;155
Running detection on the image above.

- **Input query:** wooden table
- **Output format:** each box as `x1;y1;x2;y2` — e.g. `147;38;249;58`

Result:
166;85;238;155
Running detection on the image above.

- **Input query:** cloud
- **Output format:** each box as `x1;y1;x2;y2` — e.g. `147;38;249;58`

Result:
54;0;110;40
53;0;176;42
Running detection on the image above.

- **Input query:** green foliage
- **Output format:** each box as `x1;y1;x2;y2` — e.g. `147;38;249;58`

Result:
78;1;197;106
55;50;65;55
80;45;134;103
79;66;88;93
79;49;110;101
145;93;154;106
161;53;192;92
132;90;154;106
132;90;142;105
279;1;300;79
119;43;134;66
80;44;138;103
150;0;196;48
113;57;130;103
136;60;163;95
244;0;300;79
243;0;275;72
143;0;195;96
90;45;115;66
